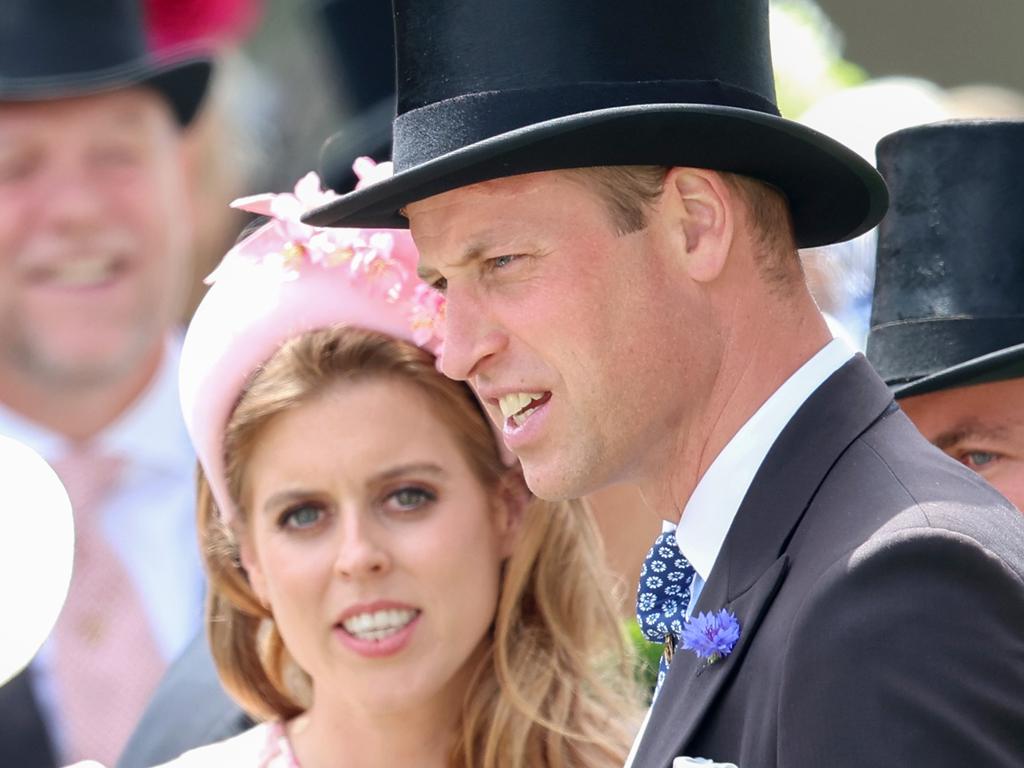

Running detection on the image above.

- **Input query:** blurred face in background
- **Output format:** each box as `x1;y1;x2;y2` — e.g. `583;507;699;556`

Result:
0;87;192;392
900;377;1024;511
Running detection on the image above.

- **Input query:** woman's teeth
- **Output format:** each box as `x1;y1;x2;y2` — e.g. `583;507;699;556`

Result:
498;392;546;426
341;608;418;641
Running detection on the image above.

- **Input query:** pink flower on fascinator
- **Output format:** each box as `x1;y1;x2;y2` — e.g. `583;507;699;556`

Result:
210;163;446;345
205;172;339;283
233;171;340;222
411;283;447;346
350;232;411;302
353;157;396;189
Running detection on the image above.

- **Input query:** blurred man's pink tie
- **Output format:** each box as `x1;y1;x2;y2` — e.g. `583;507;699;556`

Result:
51;449;165;765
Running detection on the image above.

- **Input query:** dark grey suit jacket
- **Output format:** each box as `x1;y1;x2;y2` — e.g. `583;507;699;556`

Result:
632;356;1024;767
0;668;58;768
117;632;251;768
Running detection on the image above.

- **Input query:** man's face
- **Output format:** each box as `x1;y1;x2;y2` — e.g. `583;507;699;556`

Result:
0;88;192;390
900;377;1024;511
409;171;714;501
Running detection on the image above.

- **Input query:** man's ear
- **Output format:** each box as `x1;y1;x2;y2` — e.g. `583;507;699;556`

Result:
494;469;531;559
238;534;270;611
661;167;735;284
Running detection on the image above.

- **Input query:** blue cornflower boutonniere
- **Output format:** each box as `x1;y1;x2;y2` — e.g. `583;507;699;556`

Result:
681;609;740;668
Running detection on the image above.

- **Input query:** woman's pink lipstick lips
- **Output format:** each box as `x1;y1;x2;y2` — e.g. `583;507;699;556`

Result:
334;605;421;659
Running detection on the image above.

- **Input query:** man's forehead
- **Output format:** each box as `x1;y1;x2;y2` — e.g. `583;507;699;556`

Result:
408;170;577;220
0;87;172;131
903;377;1024;440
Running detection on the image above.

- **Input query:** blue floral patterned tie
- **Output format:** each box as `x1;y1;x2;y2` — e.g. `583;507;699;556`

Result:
635;529;696;695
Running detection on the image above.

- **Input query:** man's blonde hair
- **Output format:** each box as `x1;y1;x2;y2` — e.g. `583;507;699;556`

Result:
567;165;800;289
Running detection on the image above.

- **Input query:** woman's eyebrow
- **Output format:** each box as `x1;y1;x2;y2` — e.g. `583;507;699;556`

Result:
262;488;321;514
371;462;446;483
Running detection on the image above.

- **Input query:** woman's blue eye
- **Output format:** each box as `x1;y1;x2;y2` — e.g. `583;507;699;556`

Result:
492;254;517;269
388;486;436;511
280;504;323;529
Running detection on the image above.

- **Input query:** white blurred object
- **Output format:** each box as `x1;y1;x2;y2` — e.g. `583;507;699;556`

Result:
0;435;74;687
822;311;857;350
799;77;951;162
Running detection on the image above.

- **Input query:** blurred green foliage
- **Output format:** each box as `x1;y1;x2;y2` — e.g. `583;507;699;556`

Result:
626;619;662;703
771;0;867;117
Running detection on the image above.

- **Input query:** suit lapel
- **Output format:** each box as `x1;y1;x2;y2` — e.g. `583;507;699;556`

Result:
633;553;789;767
0;668;57;767
632;356;895;768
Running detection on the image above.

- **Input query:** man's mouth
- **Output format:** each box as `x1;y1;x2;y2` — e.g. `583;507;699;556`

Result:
338;608;420;642
498;391;551;427
29;255;126;288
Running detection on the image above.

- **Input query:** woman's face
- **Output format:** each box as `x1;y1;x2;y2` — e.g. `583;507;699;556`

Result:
240;377;518;716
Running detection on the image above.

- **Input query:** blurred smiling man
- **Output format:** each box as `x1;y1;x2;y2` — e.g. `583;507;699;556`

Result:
0;2;211;765
868;120;1024;512
0;88;192;431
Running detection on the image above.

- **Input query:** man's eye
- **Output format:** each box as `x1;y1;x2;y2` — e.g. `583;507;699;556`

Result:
279;504;324;529
491;254;519;269
93;144;144;168
0;156;38;183
431;276;448;294
961;451;999;469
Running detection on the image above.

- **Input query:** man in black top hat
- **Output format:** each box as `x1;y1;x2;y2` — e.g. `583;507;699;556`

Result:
867;120;1024;512
307;1;1024;766
0;2;212;766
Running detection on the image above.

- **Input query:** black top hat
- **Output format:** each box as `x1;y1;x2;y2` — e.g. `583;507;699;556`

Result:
316;0;396;193
0;0;212;125
304;0;888;248
866;120;1024;399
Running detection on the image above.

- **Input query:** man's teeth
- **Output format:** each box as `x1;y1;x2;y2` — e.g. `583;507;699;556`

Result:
498;392;546;423
47;257;118;287
342;608;418;641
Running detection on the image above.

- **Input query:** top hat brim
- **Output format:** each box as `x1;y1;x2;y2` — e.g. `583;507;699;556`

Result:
0;53;212;126
304;103;888;249
893;342;1024;400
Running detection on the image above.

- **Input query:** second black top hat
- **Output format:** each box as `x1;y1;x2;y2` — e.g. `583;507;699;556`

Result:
305;0;887;249
0;0;211;125
867;120;1024;398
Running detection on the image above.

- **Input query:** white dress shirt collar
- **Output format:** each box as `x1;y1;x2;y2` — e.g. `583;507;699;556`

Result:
0;334;191;474
675;338;854;581
99;334;193;474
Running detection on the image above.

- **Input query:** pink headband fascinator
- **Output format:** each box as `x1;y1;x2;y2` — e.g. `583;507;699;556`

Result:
179;160;449;525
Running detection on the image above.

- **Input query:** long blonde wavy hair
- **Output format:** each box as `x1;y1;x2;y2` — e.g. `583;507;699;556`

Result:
200;325;642;767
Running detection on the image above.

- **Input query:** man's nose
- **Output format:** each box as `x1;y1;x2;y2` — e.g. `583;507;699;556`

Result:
333;517;391;579
438;285;508;381
40;165;105;231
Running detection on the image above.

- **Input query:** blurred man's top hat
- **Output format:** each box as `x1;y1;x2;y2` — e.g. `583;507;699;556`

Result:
305;0;888;249
315;0;396;193
867;120;1024;398
0;0;211;125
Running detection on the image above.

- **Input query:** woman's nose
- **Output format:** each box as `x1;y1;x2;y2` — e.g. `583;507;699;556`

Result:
332;517;391;578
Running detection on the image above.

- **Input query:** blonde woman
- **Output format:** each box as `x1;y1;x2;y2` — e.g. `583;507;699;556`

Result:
162;168;641;767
